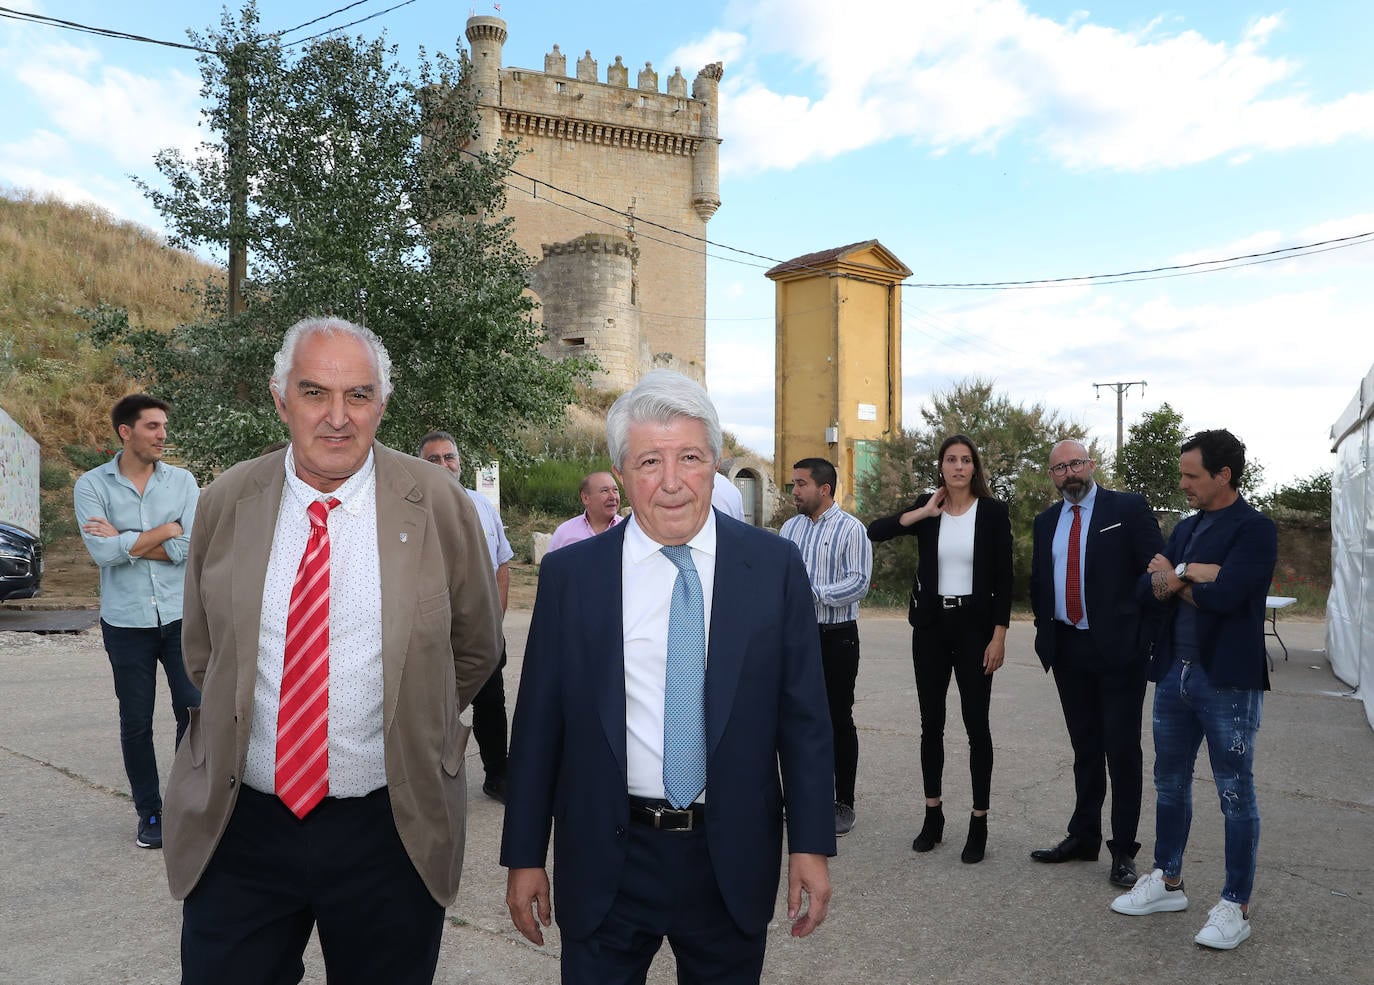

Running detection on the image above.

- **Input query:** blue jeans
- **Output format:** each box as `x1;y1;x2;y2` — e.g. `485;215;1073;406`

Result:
1151;657;1263;904
100;619;201;818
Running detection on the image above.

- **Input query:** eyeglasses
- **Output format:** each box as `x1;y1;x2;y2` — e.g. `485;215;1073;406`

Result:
1048;458;1092;476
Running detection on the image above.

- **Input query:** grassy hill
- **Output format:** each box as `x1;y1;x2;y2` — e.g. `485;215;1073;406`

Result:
0;189;222;454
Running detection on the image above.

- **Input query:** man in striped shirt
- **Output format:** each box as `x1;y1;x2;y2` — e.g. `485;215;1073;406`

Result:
779;458;873;837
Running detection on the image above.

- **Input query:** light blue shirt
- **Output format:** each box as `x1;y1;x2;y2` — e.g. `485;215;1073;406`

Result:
464;488;514;570
1052;482;1097;628
73;453;199;627
779;502;872;624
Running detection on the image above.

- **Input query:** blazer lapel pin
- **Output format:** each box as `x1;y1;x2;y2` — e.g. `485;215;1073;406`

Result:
399;532;408;543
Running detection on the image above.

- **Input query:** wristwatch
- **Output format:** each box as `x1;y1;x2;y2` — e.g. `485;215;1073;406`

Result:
1174;562;1190;582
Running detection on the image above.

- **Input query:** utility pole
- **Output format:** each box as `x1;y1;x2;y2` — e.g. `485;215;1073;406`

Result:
226;42;249;319
1094;380;1147;457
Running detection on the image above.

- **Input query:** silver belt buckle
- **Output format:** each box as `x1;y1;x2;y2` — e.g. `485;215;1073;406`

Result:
652;805;694;830
942;596;959;609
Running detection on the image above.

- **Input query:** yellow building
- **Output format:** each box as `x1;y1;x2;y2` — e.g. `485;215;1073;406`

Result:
767;241;911;512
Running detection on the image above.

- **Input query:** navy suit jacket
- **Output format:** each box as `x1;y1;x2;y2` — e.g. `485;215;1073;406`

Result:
1029;487;1163;673
499;511;836;940
1136;496;1276;689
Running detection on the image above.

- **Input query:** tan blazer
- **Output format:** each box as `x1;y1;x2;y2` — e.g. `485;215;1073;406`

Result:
163;443;503;906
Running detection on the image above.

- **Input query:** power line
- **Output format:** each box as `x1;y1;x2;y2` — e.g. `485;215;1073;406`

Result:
283;0;418;47
276;0;378;39
8;5;1366;294
0;5;211;53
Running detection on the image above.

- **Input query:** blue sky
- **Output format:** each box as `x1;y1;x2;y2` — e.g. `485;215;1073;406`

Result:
4;0;1372;489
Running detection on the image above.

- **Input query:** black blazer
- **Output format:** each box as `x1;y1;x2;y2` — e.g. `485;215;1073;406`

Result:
1028;487;1163;673
867;493;1013;632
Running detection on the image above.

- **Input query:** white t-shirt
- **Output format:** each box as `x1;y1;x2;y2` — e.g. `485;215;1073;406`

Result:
936;499;978;597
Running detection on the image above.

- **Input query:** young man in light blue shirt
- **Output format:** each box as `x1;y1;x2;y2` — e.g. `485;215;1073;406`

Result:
73;394;200;849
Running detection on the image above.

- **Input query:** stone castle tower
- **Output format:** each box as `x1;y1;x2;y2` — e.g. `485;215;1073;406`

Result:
464;16;722;388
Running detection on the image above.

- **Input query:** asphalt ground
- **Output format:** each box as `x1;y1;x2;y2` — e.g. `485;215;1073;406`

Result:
1;613;1369;985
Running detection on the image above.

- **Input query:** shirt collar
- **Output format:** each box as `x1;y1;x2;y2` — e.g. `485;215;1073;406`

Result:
624;509;717;566
283;445;375;515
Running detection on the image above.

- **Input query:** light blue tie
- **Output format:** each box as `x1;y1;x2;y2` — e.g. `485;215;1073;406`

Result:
660;544;707;809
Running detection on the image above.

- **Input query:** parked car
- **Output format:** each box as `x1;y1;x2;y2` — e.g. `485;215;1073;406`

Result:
0;521;43;601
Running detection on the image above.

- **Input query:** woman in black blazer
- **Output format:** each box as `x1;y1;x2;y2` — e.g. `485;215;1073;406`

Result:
867;434;1013;863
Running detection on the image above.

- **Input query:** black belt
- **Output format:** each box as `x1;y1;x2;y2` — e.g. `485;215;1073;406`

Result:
818;620;857;633
628;796;705;831
939;595;974;609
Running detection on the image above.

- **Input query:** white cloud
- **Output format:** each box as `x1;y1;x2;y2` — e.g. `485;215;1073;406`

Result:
686;0;1374;175
14;46;203;171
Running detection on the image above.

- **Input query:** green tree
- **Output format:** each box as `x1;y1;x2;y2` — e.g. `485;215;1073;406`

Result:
87;3;587;479
1115;403;1188;513
856;378;1100;602
1258;469;1332;522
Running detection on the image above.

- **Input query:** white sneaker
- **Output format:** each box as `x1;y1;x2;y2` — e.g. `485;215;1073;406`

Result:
1194;899;1251;950
1110;868;1189;915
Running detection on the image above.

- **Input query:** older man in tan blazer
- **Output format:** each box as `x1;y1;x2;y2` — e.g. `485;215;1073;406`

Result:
164;317;501;985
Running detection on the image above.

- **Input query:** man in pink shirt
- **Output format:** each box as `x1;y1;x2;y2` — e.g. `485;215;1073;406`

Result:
547;471;622;552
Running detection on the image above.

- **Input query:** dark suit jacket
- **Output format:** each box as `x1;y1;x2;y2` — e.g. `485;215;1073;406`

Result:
164;443;503;905
1029;487;1163;672
499;512;836;940
1137;496;1276;689
866;494;1013;634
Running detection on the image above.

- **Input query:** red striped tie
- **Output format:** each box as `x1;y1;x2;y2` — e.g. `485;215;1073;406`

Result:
1065;504;1083;625
276;497;340;819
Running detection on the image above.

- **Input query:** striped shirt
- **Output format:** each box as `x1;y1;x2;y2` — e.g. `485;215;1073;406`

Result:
779;502;872;625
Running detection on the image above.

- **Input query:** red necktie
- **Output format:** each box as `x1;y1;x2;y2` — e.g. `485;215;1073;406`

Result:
276;497;340;819
1065;504;1083;625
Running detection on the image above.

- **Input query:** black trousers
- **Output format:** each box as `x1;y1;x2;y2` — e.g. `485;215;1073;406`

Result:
180;785;445;985
560;822;767;985
1051;623;1147;856
472;640;509;781
818;622;860;806
912;608;994;811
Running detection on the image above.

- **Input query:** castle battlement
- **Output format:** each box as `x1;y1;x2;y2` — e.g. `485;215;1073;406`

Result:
542;233;641;259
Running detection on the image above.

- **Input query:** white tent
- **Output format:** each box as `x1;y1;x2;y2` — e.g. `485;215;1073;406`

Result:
1328;362;1374;730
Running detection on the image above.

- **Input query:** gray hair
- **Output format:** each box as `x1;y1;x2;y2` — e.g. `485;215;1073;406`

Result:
606;370;722;470
269;317;394;403
416;430;458;460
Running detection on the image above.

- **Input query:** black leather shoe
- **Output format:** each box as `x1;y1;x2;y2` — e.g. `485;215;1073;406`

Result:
482;776;507;804
1109;853;1138;887
1029;835;1100;863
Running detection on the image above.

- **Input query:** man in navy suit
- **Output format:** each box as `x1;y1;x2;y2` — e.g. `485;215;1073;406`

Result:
1110;429;1276;952
501;370;835;985
1028;439;1163;887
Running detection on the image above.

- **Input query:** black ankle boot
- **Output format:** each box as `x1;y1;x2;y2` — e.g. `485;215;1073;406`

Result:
912;805;944;852
961;813;987;864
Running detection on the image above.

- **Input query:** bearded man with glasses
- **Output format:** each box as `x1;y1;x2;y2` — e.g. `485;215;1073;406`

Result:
1028;439;1163;888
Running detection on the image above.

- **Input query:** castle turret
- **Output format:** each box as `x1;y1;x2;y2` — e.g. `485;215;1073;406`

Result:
691;63;723;221
465;15;507;155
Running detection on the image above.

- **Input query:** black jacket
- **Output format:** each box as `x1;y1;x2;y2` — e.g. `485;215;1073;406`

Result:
867;493;1014;632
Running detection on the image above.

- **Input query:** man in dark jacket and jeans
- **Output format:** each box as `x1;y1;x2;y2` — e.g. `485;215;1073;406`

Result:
1109;429;1276;952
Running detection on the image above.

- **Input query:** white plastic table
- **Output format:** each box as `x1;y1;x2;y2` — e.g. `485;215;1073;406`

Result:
1265;595;1298;665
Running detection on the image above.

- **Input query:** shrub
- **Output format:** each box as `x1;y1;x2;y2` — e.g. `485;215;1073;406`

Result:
39;459;72;490
502;457;614;516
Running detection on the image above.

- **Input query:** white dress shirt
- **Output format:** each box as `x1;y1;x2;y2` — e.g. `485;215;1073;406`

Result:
243;448;387;798
621;511;717;801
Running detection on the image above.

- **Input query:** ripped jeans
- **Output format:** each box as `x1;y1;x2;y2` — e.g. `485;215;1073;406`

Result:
1151;657;1263;904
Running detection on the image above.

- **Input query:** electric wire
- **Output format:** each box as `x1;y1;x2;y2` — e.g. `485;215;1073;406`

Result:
276;0;378;39
283;0;418;47
6;4;1369;293
0;5;212;52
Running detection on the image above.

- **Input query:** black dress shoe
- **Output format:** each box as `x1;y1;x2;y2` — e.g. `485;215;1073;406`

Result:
482;776;507;804
1029;835;1100;863
1109;853;1139;887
